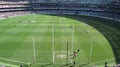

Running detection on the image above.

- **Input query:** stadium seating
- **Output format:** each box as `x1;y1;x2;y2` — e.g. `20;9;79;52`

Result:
0;0;119;21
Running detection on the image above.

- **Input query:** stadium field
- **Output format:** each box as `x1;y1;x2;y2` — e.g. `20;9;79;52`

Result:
0;14;116;67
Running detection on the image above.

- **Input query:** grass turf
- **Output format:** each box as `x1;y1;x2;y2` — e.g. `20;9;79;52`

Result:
0;14;116;67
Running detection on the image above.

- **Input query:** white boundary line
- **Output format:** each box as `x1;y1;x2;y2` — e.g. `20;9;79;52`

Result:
33;36;36;64
90;57;116;65
36;62;66;64
52;23;55;64
0;56;116;66
0;57;27;64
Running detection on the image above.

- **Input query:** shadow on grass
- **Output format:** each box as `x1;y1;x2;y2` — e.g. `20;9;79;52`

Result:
50;14;120;64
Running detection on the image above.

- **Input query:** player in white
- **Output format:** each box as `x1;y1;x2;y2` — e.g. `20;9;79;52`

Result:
69;49;80;64
70;49;80;58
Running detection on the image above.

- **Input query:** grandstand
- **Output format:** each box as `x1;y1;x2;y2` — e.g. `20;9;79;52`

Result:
0;0;120;67
0;0;120;20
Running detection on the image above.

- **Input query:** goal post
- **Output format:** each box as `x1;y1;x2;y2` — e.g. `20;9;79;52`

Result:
32;36;36;64
69;23;75;64
89;37;93;64
67;41;69;65
71;23;74;54
52;23;55;64
51;23;75;64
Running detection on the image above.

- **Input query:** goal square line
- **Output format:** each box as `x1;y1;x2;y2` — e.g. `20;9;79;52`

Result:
54;51;71;64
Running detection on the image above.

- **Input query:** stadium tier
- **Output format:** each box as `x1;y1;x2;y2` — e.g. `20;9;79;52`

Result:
0;0;120;21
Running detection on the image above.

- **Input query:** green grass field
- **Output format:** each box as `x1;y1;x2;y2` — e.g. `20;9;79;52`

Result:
0;14;116;67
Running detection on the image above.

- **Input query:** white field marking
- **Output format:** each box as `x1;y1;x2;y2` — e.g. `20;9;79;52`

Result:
52;23;55;64
36;57;116;66
54;51;69;58
0;57;27;64
54;51;70;64
36;62;66;64
36;53;118;65
88;56;120;66
91;58;116;65
36;63;51;64
33;36;36;64
89;37;93;64
56;54;67;59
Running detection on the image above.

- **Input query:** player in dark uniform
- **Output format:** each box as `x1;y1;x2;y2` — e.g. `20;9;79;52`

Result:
105;62;108;67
